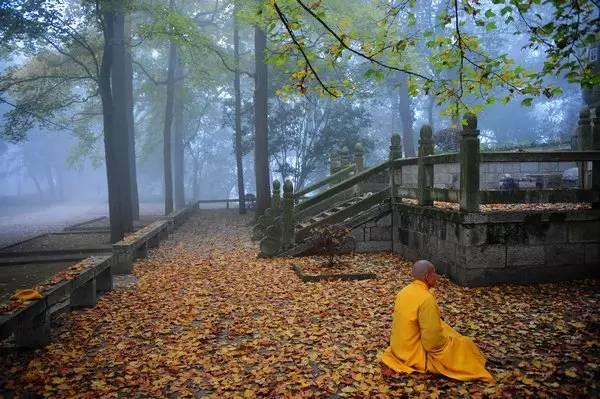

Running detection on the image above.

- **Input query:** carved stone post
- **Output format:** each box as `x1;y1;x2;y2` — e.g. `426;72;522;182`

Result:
272;179;281;214
417;125;434;206
330;152;341;175
354;143;364;173
340;146;351;167
353;143;365;195
389;134;403;201
282;179;295;249
389;133;403;160
459;114;481;212
578;107;591;189
591;107;600;209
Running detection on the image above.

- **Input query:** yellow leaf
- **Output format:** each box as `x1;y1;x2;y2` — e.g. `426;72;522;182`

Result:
243;388;255;399
532;359;542;368
565;368;577;378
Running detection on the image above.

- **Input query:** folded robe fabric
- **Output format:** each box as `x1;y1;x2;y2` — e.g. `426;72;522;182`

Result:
380;280;494;382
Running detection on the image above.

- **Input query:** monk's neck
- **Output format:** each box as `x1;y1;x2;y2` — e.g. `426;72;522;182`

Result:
413;280;430;290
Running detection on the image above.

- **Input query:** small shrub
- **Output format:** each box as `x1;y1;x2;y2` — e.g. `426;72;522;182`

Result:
311;224;353;267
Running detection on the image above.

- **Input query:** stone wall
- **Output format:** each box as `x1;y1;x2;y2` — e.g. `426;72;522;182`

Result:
389;203;600;286
350;211;392;252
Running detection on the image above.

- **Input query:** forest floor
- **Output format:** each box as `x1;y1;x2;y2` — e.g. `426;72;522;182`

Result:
0;210;598;398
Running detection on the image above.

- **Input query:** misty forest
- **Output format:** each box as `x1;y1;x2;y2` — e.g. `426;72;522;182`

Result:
0;0;599;397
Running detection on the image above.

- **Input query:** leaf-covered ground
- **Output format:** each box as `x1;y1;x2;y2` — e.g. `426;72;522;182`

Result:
1;210;598;398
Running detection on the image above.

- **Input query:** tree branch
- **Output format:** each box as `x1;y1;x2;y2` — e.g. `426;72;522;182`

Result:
273;2;339;97
292;0;433;82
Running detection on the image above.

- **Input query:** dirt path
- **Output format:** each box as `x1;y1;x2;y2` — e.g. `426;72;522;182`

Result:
1;210;598;398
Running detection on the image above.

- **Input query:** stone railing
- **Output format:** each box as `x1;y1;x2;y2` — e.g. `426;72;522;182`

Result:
254;109;600;257
0;255;112;348
390;111;600;211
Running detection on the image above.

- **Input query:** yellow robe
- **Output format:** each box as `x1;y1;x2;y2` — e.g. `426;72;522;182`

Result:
380;280;494;382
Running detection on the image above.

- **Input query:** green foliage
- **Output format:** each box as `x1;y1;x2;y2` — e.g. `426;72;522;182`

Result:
261;0;599;117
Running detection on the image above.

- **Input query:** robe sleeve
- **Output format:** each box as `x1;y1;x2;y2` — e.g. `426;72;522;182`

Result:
418;296;446;353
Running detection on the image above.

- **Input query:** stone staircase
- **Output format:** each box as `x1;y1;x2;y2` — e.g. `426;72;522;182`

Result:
279;189;391;257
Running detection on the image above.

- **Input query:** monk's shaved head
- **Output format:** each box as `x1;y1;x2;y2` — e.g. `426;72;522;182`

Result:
412;260;435;279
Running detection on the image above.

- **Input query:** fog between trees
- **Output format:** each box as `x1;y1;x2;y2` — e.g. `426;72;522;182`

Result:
0;0;597;242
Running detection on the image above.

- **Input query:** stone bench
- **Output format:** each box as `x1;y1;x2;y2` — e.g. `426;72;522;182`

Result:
164;207;194;232
112;220;169;274
0;255;112;349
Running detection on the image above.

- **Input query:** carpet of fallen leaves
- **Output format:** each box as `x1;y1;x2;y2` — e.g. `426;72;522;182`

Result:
399;198;592;212
1;210;598;398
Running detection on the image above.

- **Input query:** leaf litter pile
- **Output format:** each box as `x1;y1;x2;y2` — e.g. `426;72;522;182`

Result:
1;210;598;398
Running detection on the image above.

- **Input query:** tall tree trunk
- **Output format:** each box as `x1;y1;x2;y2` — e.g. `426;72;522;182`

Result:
398;73;415;157
45;166;55;200
125;16;140;220
162;2;177;216
111;6;134;232
28;171;42;200
191;157;200;200
234;0;246;214
254;26;270;215
100;3;131;243
173;48;185;210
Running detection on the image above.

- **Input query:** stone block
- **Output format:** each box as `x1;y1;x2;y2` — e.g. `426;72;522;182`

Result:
504;163;520;173
460;224;488;246
520;162;540;173
148;235;160;248
351;227;365;242
397;228;409;245
71;278;97;308
585;244;600;265
96;267;113;292
461;245;506;269
541;162;559;172
112;248;134;275
356;241;392;252
369;226;392;241
568;222;600;242
137;242;149;258
507;246;545;266
445;222;460;243
545;244;585;266
376;214;392;227
15;309;51;349
527;223;567;244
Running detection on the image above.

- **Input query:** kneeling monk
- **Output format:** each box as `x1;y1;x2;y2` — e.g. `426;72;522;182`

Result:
380;260;494;382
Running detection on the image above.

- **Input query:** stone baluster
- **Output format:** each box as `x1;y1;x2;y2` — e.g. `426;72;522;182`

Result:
591;107;600;209
417;125;434;206
389;133;403;160
389;134;403;201
354;143;364;173
578;107;591;189
272;179;281;214
329;152;341;176
282;179;295;249
340;146;351;167
459;113;481;212
353;143;364;195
